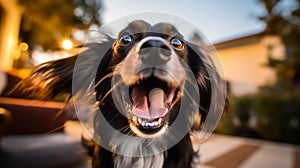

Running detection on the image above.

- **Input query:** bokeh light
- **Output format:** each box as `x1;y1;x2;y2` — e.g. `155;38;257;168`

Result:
19;42;29;51
61;39;73;50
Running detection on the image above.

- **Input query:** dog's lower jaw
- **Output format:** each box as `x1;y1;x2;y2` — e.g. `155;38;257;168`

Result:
129;122;168;138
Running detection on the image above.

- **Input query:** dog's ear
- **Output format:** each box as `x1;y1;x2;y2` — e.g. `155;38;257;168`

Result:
186;43;212;128
186;42;228;130
8;37;115;100
8;55;77;100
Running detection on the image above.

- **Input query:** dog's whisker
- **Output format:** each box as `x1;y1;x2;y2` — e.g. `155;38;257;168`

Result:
111;64;122;70
119;125;127;131
198;105;209;114
111;66;122;75
183;88;201;110
121;126;133;134
125;129;135;136
46;123;67;134
183;87;208;113
185;75;205;89
109;113;121;123
95;72;114;88
120;125;129;132
97;80;123;105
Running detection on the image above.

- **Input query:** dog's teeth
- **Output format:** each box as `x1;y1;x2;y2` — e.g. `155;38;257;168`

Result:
138;118;163;127
158;118;162;124
138;118;142;124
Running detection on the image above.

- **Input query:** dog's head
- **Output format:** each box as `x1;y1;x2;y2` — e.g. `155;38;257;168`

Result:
12;20;226;141
92;20;220;138
106;21;192;137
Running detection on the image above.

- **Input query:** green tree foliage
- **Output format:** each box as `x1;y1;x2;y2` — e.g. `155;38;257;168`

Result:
216;95;261;139
19;0;102;50
255;87;300;144
259;0;300;86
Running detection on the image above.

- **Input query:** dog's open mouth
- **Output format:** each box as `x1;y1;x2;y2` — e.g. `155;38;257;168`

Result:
126;71;179;135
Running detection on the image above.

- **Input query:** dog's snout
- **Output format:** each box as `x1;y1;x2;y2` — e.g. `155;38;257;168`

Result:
138;38;171;65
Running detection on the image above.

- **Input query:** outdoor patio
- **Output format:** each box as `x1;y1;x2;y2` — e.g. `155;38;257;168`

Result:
65;121;300;168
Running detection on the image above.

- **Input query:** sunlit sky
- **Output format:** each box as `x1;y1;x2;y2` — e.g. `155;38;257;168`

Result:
100;0;296;43
101;0;265;43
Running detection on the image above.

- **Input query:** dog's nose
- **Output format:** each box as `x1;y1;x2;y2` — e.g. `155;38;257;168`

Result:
138;38;171;65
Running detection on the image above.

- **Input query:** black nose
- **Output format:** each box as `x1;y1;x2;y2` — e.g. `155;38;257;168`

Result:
138;39;171;66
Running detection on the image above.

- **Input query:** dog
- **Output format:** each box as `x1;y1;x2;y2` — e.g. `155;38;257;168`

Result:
11;20;227;168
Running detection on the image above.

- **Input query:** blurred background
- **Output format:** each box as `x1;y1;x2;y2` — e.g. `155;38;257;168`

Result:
0;0;300;167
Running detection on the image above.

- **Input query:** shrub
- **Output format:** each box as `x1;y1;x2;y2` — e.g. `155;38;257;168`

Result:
255;86;300;144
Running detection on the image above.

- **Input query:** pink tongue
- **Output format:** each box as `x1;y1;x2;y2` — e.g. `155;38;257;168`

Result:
132;87;167;120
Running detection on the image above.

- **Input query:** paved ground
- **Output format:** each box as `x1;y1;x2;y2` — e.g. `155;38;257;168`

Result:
65;121;300;168
197;134;300;168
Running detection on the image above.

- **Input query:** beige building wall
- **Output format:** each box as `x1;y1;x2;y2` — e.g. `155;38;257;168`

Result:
215;34;276;95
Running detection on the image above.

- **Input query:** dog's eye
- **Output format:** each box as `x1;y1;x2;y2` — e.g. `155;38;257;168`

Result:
170;38;184;49
119;35;133;46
